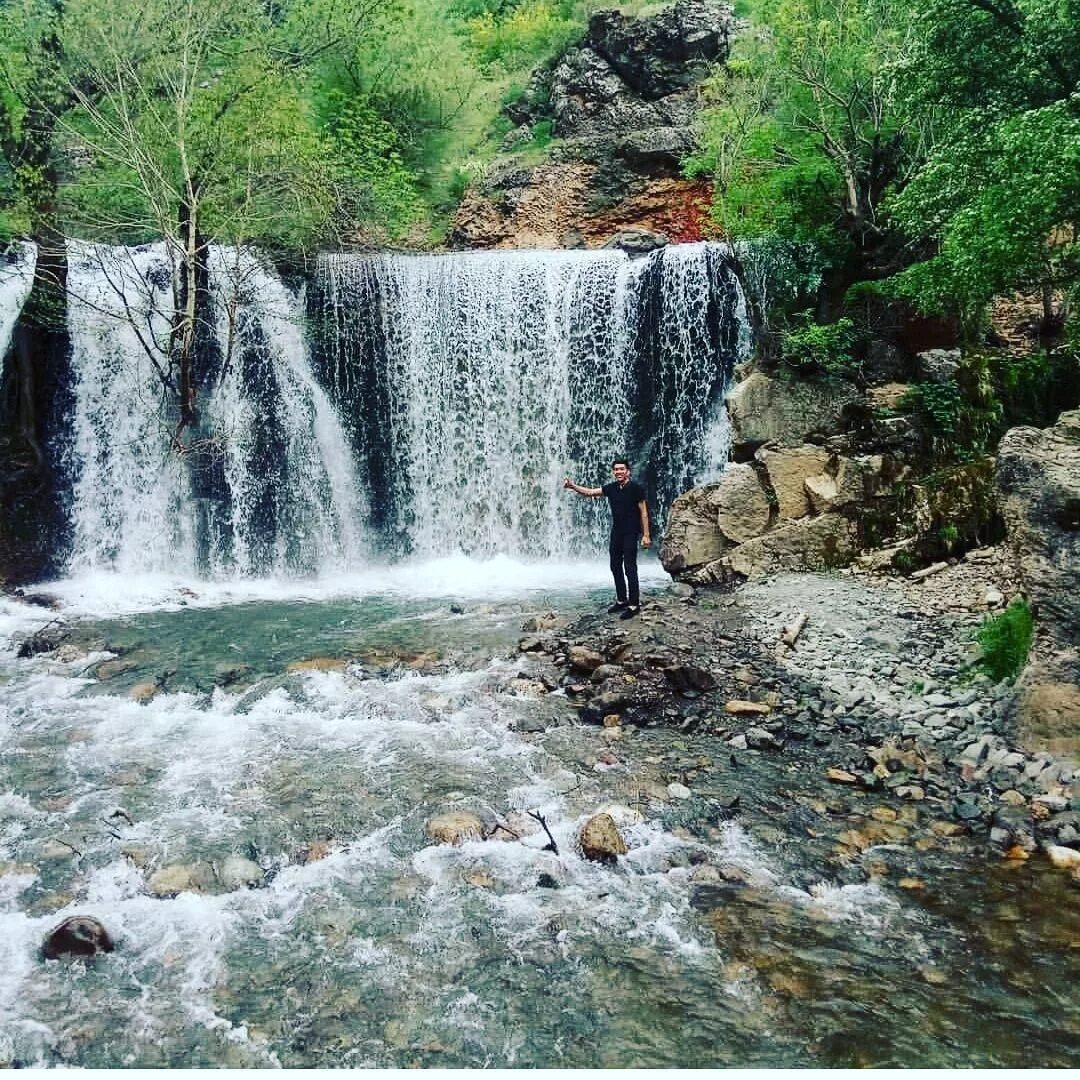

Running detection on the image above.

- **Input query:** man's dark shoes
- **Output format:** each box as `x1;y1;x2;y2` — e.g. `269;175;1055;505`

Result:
607;601;628;614
619;605;640;620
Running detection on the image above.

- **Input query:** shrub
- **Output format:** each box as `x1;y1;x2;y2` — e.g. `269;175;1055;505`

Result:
900;380;1002;460
780;313;857;378
977;599;1033;682
530;119;554;148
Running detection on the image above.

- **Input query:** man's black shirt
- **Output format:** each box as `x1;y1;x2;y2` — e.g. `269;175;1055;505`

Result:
602;479;646;536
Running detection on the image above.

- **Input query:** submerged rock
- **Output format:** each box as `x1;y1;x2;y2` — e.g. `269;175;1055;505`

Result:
580;812;627;862
217;855;265;890
43;916;114;960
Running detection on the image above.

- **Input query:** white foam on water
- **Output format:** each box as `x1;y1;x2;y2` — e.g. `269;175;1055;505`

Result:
22;552;670;620
0;242;36;363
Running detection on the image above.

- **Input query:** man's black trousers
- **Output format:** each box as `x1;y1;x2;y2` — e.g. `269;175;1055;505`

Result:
609;530;640;606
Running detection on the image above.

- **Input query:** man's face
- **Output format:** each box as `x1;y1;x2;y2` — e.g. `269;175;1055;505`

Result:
612;463;630;485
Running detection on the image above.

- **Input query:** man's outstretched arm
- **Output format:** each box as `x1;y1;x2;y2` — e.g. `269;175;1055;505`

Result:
638;500;651;547
564;477;603;497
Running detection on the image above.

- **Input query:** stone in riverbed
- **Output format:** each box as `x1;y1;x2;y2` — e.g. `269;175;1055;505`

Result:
579;813;627;862
725;699;771;716
147;862;216;897
1045;844;1080;871
217;856;264;890
42;916;114;960
568;645;605;673
426;811;485;846
745;727;782;751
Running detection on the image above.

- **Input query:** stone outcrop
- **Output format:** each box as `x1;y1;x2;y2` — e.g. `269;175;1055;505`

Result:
661;376;904;582
450;0;734;250
725;372;860;458
43;916;114;960
996;409;1080;756
724;514;858;579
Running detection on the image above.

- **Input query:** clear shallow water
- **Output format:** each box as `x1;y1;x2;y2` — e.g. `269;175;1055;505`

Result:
1;568;1078;1068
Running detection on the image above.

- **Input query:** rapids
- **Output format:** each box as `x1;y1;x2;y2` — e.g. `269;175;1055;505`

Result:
1;574;1078;1068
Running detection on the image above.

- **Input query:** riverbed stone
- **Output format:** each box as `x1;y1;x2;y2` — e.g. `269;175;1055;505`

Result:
217;856;265;890
42;916;114;960
568;645;605;673
580;813;627;862
426;811;485;846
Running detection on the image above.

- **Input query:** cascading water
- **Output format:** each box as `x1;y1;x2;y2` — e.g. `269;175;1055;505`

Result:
311;242;747;559
29;239;745;579
0;243;36;362
62;243;366;578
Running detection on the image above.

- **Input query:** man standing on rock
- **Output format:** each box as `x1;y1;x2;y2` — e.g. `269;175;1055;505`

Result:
564;458;651;619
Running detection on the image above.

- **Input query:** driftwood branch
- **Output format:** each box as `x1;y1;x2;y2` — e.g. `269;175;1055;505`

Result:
527;810;559;855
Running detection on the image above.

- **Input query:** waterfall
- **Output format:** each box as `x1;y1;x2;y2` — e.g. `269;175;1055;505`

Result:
63;242;366;578
311;242;747;559
0;242;36;362
30;239;746;578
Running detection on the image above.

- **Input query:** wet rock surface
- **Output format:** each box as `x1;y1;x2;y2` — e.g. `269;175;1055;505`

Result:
42;916;114;960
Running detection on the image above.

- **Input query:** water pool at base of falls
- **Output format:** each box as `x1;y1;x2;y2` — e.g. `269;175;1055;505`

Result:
0;569;1078;1068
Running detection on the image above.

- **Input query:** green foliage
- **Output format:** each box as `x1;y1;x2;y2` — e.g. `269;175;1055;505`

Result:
530;119;554;149
780;312;857;377
990;347;1080;429
938;523;959;546
900;380;1003;460
687;0;916;276
458;0;582;71
977;598;1034;682
885;0;1080;325
323;92;424;241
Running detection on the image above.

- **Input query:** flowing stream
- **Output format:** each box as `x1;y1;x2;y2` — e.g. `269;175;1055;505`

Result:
0;579;1077;1068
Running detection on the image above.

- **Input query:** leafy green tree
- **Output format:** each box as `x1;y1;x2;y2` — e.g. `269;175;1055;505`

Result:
886;0;1080;330
687;0;918;281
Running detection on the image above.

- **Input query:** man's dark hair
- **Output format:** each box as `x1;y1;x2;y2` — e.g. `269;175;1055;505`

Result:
612;457;630;468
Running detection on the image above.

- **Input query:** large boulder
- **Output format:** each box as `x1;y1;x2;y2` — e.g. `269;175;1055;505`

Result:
660;483;729;573
996;410;1080;643
805;454;906;514
756;445;830;521
996;410;1080;754
725;372;859;456
715;463;771;543
720;513;857;580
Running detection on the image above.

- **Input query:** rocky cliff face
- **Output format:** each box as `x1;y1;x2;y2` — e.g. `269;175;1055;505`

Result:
659;366;1001;584
451;0;734;251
